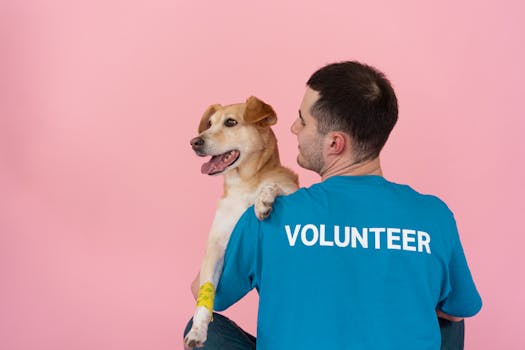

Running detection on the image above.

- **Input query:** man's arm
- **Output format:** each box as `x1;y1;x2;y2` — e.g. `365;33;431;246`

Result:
437;211;482;318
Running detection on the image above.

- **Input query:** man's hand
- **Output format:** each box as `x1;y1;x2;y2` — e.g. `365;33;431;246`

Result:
437;309;464;322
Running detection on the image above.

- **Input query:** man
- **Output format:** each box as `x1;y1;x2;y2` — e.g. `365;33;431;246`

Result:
184;61;482;349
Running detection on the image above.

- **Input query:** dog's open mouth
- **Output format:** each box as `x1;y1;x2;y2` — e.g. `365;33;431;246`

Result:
201;150;240;175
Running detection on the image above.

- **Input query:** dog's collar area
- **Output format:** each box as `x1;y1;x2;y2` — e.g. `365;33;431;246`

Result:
201;150;240;175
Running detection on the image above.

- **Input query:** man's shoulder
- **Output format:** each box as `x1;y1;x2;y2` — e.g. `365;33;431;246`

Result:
272;185;318;210
409;189;453;216
269;178;456;221
384;179;454;214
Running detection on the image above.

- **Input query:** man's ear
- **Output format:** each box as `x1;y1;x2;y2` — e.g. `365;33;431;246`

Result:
198;104;222;133
326;132;348;155
244;96;277;127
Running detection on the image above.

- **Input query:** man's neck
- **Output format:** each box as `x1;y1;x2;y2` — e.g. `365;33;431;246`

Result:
320;157;383;181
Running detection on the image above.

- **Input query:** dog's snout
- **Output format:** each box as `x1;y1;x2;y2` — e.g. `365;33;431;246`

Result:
190;137;205;148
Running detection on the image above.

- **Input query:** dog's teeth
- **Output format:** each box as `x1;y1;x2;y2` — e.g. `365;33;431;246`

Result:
222;151;235;163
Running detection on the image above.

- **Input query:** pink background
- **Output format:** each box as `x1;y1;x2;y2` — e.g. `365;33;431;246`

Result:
1;0;524;349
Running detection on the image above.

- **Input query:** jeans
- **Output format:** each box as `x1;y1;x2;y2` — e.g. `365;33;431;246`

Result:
184;313;464;350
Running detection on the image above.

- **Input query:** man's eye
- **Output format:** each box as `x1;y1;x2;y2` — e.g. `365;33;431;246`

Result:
224;119;238;127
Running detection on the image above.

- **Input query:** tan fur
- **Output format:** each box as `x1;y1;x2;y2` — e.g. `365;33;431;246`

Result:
184;96;298;348
198;104;222;134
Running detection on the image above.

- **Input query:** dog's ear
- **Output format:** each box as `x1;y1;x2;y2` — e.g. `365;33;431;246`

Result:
244;96;277;127
198;104;222;133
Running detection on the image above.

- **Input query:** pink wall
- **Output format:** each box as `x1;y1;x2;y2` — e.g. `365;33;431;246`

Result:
1;1;523;349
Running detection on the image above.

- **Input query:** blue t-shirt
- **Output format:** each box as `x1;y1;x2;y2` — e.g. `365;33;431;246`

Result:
215;175;482;350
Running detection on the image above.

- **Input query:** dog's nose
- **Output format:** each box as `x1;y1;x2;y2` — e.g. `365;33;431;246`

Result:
190;137;205;148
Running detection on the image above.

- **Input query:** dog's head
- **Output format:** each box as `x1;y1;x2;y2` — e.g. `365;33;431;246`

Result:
190;96;277;176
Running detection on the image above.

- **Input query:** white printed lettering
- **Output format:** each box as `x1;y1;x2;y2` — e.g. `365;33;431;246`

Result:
402;229;417;251
319;224;334;246
301;224;319;246
387;228;401;250
334;226;349;247
285;225;301;246
351;227;368;248
370;228;385;249
283;224;431;254
417;231;431;254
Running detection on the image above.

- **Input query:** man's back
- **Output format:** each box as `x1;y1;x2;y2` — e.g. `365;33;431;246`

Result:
215;175;481;350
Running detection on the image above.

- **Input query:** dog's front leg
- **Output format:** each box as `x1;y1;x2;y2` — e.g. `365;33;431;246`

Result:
254;182;298;220
184;204;242;348
184;238;225;348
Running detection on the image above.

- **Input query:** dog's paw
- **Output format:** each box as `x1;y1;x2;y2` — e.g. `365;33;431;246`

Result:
184;326;207;349
255;202;272;220
254;184;281;220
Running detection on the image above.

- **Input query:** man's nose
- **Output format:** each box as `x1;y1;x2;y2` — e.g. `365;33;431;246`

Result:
290;119;299;135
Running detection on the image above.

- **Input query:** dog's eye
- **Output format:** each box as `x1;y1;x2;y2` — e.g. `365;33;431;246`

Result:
224;118;238;127
207;120;212;128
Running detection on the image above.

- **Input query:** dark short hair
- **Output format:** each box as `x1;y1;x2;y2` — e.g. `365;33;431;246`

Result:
307;61;398;162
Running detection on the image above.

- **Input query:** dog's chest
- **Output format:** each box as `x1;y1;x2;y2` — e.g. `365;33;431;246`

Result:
223;175;259;207
212;187;257;243
224;186;257;208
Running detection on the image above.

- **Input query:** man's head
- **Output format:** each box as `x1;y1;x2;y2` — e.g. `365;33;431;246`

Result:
291;61;398;174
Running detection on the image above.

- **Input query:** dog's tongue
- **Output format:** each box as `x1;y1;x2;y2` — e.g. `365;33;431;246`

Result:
201;150;239;175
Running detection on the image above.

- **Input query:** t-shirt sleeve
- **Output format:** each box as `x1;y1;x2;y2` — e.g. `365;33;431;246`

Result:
214;206;260;311
438;213;482;317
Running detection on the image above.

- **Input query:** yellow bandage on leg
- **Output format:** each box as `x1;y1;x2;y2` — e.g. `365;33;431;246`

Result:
196;282;215;320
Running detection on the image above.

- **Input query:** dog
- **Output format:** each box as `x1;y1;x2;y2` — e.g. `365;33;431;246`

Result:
184;96;299;348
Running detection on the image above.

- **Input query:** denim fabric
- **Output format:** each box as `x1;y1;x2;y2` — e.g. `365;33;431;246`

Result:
184;313;255;350
184;313;464;350
439;318;465;350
